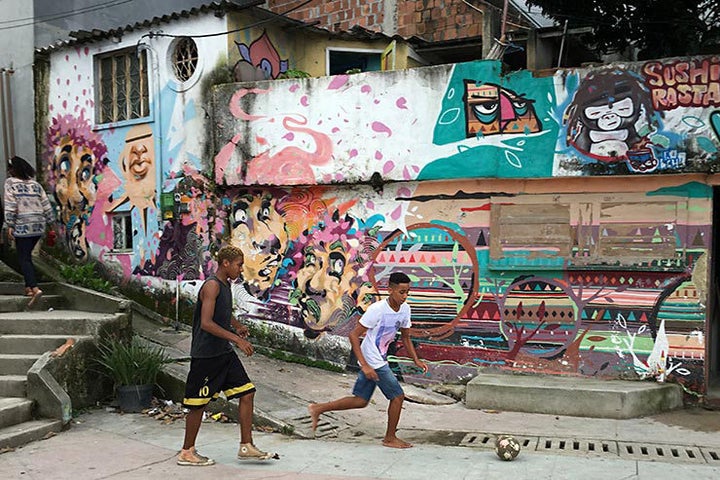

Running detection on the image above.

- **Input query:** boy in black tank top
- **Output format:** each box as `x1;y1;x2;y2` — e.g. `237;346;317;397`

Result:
178;245;278;466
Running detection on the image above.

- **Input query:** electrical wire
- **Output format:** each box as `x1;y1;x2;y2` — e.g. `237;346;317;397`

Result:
0;0;134;30
137;0;316;43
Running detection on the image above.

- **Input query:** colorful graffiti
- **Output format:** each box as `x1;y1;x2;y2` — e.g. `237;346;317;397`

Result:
44;44;718;397
464;81;542;137
233;30;288;81
564;69;658;167
46;113;109;260
209;181;709;395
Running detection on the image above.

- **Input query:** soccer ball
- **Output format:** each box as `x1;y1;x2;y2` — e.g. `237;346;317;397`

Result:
494;435;521;461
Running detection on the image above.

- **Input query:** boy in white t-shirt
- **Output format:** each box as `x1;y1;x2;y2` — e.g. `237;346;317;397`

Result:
308;272;428;448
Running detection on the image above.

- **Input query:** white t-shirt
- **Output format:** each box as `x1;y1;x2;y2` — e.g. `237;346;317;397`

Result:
359;299;412;369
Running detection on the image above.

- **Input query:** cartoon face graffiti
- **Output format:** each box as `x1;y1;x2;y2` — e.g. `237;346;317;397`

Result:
110;124;157;229
228;191;289;300
289;212;375;337
47;114;107;260
564;69;658;164
122;125;155;206
464;81;542;137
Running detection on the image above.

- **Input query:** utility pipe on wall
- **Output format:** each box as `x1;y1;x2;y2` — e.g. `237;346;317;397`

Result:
0;68;16;160
0;69;7;162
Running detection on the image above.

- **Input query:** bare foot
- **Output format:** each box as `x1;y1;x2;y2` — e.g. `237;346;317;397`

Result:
27;289;43;308
51;338;75;358
382;437;413;449
308;403;321;435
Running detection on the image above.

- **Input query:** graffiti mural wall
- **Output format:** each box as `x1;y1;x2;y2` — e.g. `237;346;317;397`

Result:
213;56;720;184
43;15;230;280
43;19;716;400
217;178;710;395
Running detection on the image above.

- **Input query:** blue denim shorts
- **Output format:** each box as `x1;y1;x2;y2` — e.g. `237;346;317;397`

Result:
352;364;404;401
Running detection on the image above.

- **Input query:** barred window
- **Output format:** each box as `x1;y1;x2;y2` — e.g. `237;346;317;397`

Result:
171;37;198;82
111;213;133;251
96;48;149;124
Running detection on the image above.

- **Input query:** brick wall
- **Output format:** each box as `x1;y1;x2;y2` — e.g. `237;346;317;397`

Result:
265;0;528;42
266;0;387;33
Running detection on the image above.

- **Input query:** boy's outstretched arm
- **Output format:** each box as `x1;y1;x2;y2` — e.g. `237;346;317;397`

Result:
400;328;428;373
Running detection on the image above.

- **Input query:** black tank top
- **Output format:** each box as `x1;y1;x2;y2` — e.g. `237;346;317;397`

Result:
190;276;234;358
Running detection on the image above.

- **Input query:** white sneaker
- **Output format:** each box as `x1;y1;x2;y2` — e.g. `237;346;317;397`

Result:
237;443;277;460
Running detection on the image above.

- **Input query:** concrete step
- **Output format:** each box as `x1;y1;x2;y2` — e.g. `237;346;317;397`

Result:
0;418;63;449
0;354;41;375
0;397;33;429
0;294;68;312
0;375;26;397
0;334;92;355
0;282;54;296
465;373;684;419
0;310;115;335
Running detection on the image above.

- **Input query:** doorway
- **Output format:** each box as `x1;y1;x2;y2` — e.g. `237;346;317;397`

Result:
708;187;720;399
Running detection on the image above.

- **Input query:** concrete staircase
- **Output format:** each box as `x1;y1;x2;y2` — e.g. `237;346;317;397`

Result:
0;282;100;449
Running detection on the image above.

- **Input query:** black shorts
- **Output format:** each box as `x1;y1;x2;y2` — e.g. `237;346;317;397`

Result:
182;352;256;409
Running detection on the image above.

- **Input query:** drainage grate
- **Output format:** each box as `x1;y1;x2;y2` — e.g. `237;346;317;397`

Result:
618;442;706;464
700;447;720;464
459;433;537;450
267;407;344;439
290;413;340;438
537;437;618;457
458;433;716;464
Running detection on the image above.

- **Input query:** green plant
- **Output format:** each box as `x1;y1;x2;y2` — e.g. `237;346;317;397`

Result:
277;69;311;79
97;337;170;386
60;263;113;293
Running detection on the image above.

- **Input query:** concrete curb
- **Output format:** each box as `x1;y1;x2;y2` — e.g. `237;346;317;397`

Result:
27;352;72;425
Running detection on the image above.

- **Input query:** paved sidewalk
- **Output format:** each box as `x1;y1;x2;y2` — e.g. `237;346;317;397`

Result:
133;313;720;462
2;409;720;480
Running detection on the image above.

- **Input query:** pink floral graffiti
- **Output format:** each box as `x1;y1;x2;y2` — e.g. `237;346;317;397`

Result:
216;87;334;185
246;116;333;184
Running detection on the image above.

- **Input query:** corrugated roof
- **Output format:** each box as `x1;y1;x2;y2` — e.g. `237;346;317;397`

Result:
36;1;397;54
36;0;263;53
509;0;556;29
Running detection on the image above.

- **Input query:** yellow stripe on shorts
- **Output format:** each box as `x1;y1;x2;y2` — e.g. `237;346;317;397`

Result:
224;383;255;397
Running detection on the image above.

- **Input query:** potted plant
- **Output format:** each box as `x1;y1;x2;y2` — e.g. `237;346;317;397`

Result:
97;336;170;413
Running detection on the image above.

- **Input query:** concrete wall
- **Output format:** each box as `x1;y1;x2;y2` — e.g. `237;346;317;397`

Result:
212;57;720;186
40;12;718;397
0;1;36;176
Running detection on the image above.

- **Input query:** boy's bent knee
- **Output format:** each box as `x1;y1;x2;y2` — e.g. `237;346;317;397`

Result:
352;396;370;408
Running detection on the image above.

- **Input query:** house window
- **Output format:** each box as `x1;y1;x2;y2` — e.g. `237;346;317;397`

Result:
96;48;149;124
327;49;382;75
112;213;133;251
171;37;198;82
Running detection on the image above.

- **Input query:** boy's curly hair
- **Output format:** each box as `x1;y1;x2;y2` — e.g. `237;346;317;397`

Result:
216;245;244;264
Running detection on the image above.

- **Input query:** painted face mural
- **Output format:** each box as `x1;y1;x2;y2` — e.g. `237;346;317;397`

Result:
464;81;542;137
46;114;108;260
564;69;658;167
288;211;375;338
228;191;289;300
109;124;157;229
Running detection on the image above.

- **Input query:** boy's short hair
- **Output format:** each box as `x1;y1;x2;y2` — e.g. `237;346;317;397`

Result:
216;245;244;264
388;272;411;286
